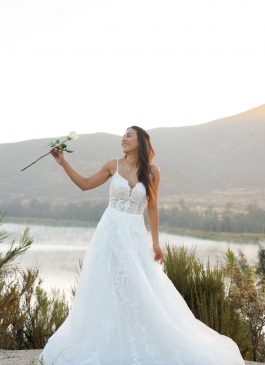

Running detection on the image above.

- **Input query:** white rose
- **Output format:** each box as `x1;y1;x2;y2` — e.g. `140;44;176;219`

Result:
68;131;79;141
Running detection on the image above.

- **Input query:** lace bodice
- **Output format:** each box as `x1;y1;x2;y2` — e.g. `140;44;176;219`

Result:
108;158;147;214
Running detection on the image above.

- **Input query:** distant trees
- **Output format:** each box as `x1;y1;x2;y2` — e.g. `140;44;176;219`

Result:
2;198;265;234
1;198;107;224
159;200;265;234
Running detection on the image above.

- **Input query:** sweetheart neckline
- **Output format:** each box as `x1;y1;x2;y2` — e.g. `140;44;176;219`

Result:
113;170;143;190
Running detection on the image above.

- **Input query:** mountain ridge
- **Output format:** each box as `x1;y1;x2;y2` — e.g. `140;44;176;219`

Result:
1;103;265;211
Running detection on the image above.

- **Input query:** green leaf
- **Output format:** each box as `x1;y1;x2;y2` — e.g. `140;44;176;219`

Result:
66;150;74;153
60;143;67;149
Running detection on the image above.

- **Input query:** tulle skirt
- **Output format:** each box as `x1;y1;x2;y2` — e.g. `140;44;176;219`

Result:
37;205;245;365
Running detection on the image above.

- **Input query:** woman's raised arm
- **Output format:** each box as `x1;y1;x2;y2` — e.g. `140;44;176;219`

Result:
50;147;113;191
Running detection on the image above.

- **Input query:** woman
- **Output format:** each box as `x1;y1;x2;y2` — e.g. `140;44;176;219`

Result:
38;126;245;365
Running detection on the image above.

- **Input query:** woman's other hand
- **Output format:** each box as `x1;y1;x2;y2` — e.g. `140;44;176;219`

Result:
153;244;164;265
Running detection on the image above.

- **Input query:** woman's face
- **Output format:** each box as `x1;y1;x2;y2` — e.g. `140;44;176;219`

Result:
122;128;139;153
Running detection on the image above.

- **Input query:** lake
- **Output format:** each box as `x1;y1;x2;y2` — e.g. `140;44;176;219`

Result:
1;221;264;304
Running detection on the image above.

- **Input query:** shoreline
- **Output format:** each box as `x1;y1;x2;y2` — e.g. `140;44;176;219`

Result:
3;216;265;244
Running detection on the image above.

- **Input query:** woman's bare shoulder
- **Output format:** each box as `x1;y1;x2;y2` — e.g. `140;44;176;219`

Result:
105;158;119;176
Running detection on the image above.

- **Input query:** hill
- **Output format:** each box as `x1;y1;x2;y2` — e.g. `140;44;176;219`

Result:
1;104;265;212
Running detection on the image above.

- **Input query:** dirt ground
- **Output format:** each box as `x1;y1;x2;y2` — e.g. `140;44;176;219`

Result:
0;349;264;365
0;349;42;365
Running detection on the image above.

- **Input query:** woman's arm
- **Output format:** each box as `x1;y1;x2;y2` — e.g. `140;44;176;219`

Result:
50;148;112;191
147;165;164;264
147;165;161;248
147;205;160;247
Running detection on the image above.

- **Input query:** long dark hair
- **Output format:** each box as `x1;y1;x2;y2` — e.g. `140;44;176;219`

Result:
123;126;156;205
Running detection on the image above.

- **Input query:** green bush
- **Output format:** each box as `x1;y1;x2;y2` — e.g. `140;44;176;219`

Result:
0;214;69;349
224;247;265;361
162;243;260;361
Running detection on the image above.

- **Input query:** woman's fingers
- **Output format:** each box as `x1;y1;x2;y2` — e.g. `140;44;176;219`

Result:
50;148;60;159
50;147;60;154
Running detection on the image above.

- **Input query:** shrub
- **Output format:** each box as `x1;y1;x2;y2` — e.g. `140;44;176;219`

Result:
163;244;255;360
224;247;265;362
0;214;69;349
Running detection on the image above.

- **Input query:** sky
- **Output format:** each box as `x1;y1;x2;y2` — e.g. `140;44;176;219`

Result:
1;0;265;143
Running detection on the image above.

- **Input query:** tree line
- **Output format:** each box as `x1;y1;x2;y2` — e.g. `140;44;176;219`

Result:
2;198;265;233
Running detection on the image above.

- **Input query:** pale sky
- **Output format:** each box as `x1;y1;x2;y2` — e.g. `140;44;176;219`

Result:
1;0;265;143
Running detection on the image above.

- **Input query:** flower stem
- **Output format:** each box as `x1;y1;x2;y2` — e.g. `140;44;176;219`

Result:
20;151;53;171
20;137;70;171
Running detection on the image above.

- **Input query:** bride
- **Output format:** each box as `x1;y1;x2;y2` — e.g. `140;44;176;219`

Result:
37;126;245;365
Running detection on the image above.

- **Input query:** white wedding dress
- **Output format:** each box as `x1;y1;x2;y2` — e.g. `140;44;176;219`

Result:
37;158;245;365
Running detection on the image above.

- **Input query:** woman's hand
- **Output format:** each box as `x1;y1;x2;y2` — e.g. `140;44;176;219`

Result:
50;147;65;166
153;244;164;265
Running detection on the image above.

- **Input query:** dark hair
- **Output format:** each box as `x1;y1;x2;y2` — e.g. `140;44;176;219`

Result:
123;126;156;205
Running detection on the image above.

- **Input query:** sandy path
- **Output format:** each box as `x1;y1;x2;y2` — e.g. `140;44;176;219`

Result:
0;349;42;365
0;349;264;365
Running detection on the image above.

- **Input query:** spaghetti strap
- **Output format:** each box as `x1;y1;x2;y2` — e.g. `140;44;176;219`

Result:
116;157;119;173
